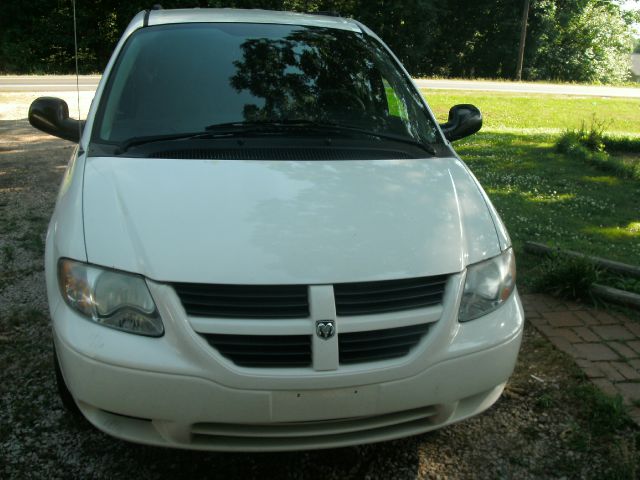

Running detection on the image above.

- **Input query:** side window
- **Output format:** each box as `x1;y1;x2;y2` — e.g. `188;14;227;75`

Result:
382;78;408;121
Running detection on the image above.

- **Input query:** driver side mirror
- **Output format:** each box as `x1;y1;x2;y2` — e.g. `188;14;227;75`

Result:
440;104;482;142
28;97;85;143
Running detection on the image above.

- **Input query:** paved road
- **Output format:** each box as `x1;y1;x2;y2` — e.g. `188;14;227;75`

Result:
0;75;101;92
2;75;640;98
413;78;640;98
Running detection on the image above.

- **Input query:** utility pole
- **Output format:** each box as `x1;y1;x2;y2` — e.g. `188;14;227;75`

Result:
516;0;530;81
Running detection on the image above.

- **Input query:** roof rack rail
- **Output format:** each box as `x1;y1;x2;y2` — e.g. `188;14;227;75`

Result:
308;10;341;17
151;4;163;10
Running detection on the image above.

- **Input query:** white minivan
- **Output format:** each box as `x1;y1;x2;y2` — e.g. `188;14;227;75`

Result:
29;8;524;451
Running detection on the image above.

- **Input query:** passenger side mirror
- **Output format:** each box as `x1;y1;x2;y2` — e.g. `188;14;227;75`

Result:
439;104;482;142
28;97;85;143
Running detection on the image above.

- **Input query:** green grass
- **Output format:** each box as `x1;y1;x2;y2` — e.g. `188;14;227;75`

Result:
458;131;640;266
420;89;640;274
424;90;640;136
417;75;640;88
556;121;640;181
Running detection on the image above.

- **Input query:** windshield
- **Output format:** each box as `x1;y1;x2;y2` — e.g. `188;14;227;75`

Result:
93;23;441;150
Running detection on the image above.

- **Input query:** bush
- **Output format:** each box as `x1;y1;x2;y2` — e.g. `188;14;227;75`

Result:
556;121;640;180
530;254;601;301
602;136;640;153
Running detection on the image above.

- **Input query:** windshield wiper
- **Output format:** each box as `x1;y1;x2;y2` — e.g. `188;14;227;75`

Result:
117;121;311;153
116;131;215;154
205;120;437;155
117;120;437;156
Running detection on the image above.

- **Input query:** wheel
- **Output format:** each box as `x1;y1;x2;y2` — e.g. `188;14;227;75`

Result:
53;344;82;417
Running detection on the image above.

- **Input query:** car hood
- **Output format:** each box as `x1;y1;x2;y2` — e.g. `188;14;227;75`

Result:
82;156;501;284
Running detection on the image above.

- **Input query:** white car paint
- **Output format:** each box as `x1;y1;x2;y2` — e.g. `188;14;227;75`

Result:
81;156;501;284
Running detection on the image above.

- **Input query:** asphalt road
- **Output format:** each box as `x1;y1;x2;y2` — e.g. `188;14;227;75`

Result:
2;75;640;98
0;75;101;92
413;78;640;98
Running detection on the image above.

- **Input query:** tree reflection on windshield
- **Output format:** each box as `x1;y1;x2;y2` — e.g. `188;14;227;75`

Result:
230;28;389;127
95;23;439;146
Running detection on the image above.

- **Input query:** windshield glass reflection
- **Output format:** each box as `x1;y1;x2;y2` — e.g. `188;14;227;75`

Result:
95;23;440;147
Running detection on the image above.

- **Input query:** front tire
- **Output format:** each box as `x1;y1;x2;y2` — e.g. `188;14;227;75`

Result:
53;344;81;417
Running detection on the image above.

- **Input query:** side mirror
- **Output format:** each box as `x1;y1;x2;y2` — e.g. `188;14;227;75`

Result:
440;104;482;142
28;97;85;143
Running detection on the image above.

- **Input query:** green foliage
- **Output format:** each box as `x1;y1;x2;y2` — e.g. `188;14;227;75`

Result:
602;274;640;295
556;121;640;180
530;254;601;301
529;1;634;83
603;136;640;153
0;0;635;83
556;118;607;154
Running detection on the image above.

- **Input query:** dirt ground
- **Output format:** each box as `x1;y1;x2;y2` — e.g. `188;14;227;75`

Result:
0;99;638;479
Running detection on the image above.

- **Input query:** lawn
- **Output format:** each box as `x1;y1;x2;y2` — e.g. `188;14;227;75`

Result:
425;91;640;136
421;90;640;284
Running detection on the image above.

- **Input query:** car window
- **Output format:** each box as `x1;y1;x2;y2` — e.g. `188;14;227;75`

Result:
93;23;441;149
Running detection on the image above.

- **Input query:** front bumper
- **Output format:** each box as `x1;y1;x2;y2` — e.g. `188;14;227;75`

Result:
52;278;524;452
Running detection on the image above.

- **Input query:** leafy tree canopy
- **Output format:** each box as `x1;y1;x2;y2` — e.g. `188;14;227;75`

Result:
0;0;636;83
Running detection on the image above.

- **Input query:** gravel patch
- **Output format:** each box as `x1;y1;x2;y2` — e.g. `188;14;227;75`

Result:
0;113;637;479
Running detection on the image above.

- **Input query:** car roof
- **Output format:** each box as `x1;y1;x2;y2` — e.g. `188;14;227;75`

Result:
147;8;362;32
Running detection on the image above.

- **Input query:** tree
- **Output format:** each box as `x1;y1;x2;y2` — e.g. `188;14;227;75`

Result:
528;0;635;83
0;0;635;83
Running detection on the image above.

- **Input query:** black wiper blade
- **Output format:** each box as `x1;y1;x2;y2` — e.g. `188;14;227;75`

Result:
204;119;321;133
117;131;213;154
205;120;437;155
307;122;437;155
118;122;321;154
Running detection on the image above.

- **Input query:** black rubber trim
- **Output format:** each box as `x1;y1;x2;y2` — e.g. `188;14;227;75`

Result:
143;9;151;27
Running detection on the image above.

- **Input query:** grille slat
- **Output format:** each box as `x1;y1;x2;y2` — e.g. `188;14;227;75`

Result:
334;275;447;316
335;299;439;316
173;283;309;318
203;334;312;368
339;337;421;353
210;338;309;348
221;349;310;357
339;323;430;364
176;296;309;309
338;323;429;343
175;286;307;298
184;306;305;318
340;347;413;364
335;290;443;306
334;278;447;295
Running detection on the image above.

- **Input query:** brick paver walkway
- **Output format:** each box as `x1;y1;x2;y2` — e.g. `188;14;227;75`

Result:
522;293;640;424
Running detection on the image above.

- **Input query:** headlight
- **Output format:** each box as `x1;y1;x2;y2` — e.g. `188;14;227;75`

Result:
57;259;164;336
458;248;516;322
